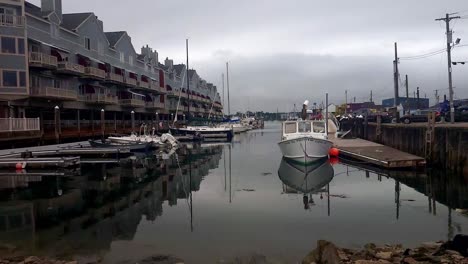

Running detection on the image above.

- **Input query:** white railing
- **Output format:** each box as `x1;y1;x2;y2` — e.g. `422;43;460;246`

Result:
0;118;40;132
31;86;78;100
119;99;145;107
107;73;124;83
58;62;85;74
79;94;118;104
0;14;25;27
84;67;106;79
29;52;58;67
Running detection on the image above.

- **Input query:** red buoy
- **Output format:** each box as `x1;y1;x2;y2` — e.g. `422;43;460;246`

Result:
329;147;340;157
329;157;339;165
15;163;23;170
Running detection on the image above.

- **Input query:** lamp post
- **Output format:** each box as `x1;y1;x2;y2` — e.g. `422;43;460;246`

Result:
131;111;135;133
100;109;105;142
155;112;159;132
54;106;60;144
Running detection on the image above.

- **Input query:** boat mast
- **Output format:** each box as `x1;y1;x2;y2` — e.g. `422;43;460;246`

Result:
186;39;191;121
226;62;231;117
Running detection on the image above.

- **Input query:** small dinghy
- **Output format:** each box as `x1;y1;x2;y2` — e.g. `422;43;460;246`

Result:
88;139;152;152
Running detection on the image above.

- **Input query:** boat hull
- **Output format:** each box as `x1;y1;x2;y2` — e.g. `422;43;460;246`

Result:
170;127;234;142
278;137;332;165
88;140;152;152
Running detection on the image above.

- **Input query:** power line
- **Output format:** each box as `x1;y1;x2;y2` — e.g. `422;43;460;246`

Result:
400;49;446;60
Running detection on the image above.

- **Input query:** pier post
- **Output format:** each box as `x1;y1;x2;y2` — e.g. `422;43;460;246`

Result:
156;112;159;133
54;106;60;144
101;109;105;141
91;110;95;136
76;110;80;139
114;112;117;133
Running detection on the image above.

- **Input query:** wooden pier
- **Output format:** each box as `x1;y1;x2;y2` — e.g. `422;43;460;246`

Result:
330;138;425;169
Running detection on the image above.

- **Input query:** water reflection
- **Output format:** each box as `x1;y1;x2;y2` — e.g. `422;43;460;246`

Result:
0;144;223;258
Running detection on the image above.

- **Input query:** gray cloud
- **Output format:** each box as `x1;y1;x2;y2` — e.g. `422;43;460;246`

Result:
30;0;468;111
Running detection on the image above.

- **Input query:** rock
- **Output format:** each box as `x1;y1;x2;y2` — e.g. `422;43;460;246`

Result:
446;250;462;256
402;257;418;264
24;256;40;264
375;251;392;261
302;240;340;264
421;242;443;249
355;261;391;264
65;262;78;264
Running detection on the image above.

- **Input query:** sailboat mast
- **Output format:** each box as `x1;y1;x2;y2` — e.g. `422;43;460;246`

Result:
186;39;190;120
226;62;231;116
222;73;225;116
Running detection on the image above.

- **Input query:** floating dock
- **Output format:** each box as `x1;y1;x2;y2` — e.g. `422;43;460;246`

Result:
330;138;425;168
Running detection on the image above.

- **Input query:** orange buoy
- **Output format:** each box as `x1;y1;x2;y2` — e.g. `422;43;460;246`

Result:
329;147;340;157
15;162;23;170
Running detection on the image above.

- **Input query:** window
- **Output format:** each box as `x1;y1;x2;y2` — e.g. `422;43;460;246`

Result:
0;8;15;15
298;122;312;133
84;37;91;50
284;122;297;134
3;71;17;87
17;38;24;54
120;52;124;62
53;79;61;88
313;121;325;133
129;55;133;66
19;71;26;87
1;37;16;54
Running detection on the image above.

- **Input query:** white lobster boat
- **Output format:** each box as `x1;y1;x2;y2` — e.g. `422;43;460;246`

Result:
278;120;333;165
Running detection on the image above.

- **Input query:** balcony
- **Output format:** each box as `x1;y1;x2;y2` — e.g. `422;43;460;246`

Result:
29;52;58;69
84;67;106;80
139;80;151;90
125;78;138;87
79;94;118;105
0;118;40;133
30;86;78;100
57;62;85;76
106;73;124;84
0;14;25;27
145;101;166;109
119;98;145;107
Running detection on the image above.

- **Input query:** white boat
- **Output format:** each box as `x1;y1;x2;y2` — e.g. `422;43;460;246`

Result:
278;120;333;165
170;126;234;141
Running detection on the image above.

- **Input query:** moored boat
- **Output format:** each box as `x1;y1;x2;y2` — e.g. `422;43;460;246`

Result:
170;126;234;142
88;139;152;152
278;120;333;165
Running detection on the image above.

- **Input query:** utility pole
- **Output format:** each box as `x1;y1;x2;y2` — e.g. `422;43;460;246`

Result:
345;90;348;114
436;13;460;123
370;90;373;102
405;75;409;114
393;42;400;107
186;39;190;120
353;97;356;103
417;87;420;110
434;89;440;104
226;62;231;116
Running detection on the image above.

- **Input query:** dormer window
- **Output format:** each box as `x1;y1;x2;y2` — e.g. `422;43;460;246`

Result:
84;37;91;50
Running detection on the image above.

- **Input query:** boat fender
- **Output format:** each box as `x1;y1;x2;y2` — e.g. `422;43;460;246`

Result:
329;148;340;157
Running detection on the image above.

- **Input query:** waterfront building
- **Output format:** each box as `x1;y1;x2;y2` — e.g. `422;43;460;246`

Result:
382;97;430;110
0;0;223;143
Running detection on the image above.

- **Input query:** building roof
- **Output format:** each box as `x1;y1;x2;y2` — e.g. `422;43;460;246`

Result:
188;69;196;79
105;31;126;47
173;64;185;76
25;2;50;18
62;13;93;31
158;63;169;71
137;54;146;61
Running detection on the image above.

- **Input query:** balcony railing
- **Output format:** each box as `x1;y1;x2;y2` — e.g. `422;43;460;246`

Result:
119;99;145;107
30;86;77;100
106;73;124;84
139;80;152;90
0;118;40;133
57;62;85;75
126;78;137;87
84;67;106;79
0;14;25;27
145;101;166;109
79;94;118;104
29;52;58;68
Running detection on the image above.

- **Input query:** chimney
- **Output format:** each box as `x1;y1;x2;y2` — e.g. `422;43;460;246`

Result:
41;0;62;22
164;57;173;69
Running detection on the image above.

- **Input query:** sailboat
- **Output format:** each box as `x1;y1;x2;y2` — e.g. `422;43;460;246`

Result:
170;40;234;142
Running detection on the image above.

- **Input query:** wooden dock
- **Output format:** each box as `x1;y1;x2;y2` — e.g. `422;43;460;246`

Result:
330;138;425;168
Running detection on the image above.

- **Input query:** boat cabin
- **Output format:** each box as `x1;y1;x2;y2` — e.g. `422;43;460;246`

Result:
281;120;328;140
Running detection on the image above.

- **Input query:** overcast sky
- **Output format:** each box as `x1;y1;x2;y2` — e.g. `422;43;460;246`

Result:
31;0;468;112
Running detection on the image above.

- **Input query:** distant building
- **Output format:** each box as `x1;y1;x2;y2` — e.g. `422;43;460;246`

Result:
382;98;429;110
346;102;376;113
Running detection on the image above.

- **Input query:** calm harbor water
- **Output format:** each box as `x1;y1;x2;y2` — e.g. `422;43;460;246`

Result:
0;122;468;263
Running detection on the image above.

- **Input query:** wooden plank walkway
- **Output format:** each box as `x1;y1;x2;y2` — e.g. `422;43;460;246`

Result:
330;138;425;168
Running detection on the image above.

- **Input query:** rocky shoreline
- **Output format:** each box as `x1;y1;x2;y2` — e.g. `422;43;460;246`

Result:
1;238;468;264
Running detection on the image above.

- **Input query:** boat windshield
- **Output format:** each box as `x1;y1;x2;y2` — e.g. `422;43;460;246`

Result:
284;122;297;134
298;121;311;133
313;121;325;133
